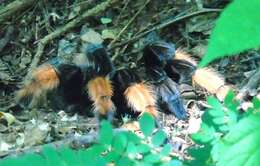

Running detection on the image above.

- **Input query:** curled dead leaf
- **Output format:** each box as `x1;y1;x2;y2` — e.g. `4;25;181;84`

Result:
0;112;16;126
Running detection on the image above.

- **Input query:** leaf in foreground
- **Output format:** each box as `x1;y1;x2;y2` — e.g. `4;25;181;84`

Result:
200;0;260;67
212;113;260;166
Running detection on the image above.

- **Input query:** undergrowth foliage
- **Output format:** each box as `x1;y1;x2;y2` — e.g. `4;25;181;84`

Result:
186;92;260;166
1;95;259;166
0;113;180;166
200;0;260;67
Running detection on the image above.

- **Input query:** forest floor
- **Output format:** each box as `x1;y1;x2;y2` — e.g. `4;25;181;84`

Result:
0;0;259;160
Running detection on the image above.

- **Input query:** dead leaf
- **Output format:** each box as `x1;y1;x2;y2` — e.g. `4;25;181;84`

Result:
0;112;16;126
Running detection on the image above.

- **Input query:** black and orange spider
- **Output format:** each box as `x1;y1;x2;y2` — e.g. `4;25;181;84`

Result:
16;41;232;122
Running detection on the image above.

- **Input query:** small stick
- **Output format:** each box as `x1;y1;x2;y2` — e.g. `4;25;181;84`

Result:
108;0;151;48
24;0;118;82
109;8;221;50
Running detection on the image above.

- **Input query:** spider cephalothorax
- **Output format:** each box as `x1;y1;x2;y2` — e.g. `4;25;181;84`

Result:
142;41;187;120
143;41;175;68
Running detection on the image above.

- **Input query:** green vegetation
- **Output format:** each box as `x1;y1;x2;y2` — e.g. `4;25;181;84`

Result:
200;0;260;67
1;0;260;165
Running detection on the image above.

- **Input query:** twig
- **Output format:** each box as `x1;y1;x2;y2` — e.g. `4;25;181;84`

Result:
24;0;118;82
0;0;38;25
0;25;14;52
109;8;221;50
1;128;126;159
108;0;151;48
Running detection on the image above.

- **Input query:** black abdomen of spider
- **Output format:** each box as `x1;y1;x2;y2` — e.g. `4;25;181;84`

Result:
48;59;91;112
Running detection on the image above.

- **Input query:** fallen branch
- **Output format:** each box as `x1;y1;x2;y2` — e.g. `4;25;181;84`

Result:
25;0;118;81
1;128;126;159
109;8;221;50
0;0;38;25
108;0;151;48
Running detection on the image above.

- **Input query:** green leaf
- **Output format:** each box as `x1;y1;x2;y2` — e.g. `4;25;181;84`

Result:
187;144;213;166
151;130;167;147
125;131;141;144
126;142;137;154
144;153;161;163
253;97;260;110
192;123;216;144
224;91;240;112
160;144;172;157
112;133;127;154
58;147;81;166
101;29;116;39
224;91;235;106
207;96;222;111
139;113;155;137
116;156;134;166
99;120;113;145
212;112;260;166
42;146;65;166
199;0;260;67
103;150;120;163
162;160;182;166
100;17;112;24
136;143;151;154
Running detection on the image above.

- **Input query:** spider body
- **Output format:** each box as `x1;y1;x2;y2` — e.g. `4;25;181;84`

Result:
143;42;187;120
17;40;232;122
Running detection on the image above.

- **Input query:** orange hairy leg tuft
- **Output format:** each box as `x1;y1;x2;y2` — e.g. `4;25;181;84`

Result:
174;49;232;101
16;64;59;105
87;76;114;115
124;83;158;117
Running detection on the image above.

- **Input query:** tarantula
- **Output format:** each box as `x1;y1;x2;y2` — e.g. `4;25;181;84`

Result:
16;41;232;123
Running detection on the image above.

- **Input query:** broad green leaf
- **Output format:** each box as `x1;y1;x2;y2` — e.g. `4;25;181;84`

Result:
125;131;141;144
138;162;153;166
102;29;116;39
99;120;113;145
112;133;127;154
144;153;161;163
116;156;134;166
200;0;260;67
136;143;151;154
224;91;235;106
207;96;222;111
139;113;155;137
224;91;240;112
151;130;167;147
126;142;137;154
212;113;260;166
160;144;172;157
187;145;213;166
100;17;112;24
253;97;260;110
192;123;216;144
103;150;120;163
42;146;65;166
89;144;107;155
162;160;182;166
58;147;80;166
